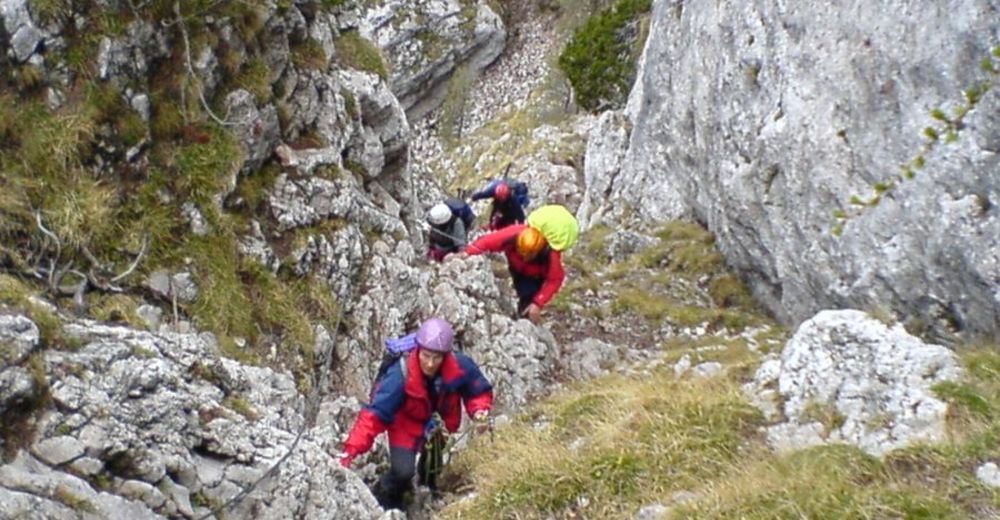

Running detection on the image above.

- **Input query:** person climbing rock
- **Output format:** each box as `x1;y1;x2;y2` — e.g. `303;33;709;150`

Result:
463;205;578;324
339;317;493;511
427;198;476;262
470;178;529;231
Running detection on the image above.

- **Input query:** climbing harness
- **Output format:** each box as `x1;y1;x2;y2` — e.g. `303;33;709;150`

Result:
417;412;494;486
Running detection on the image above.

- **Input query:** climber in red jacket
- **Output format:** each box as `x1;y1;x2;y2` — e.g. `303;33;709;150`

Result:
340;318;493;511
464;224;565;324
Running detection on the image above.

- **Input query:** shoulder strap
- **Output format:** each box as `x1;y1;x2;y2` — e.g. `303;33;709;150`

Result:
399;354;408;380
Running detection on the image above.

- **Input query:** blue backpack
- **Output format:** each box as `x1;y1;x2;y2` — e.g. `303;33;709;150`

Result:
369;333;417;401
444;197;476;229
508;180;530;208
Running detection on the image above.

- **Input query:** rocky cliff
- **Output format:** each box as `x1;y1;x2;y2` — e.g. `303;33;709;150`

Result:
597;0;1000;341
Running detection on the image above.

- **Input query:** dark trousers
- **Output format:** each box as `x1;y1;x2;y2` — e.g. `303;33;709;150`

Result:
376;437;445;511
510;270;543;315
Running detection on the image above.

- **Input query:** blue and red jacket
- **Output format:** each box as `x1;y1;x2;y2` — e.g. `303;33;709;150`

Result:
465;224;565;308
471;179;528;230
343;349;493;455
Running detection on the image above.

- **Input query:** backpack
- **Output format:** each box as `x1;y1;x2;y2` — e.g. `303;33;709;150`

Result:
526;205;578;251
487;179;530;208
508;180;530;208
369;333;416;401
444;197;476;229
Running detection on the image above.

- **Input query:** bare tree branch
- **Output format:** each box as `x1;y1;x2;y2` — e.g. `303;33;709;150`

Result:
172;1;247;128
111;235;150;283
35;211;61;290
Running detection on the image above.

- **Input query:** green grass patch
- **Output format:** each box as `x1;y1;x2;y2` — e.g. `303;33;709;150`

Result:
89;294;145;328
182;224;341;380
170;124;243;204
290;38;329;71
0;275;67;349
223;395;260;421
549;219;768;336
445;217;997;520
232;56;273;105
442;375;762;519
335;30;389;79
438;65;475;145
444;344;1000;519
232;163;282;218
611;289;759;331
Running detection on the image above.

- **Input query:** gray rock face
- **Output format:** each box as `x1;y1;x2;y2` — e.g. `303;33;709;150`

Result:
579;111;629;232
563;338;623;380
360;0;506;121
2;0;49;62
0;314;39;365
340;69;412;177
0;317;389;519
144;270;199;304
95;20;169;82
0;314;42;415
978;462;1000;488
268;171;407;236
224;89;282;174
616;0;1000;339
747;309;963;456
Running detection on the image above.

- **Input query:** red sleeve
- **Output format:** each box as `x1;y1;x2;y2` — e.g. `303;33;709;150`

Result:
532;250;565;308
465;225;525;255
464;390;493;416
342;409;388;457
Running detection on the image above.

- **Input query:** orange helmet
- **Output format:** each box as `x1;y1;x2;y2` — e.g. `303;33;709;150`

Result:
515;227;547;260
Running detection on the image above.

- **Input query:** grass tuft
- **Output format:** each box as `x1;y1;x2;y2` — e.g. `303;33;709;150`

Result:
443;375;762;519
335;30;389;79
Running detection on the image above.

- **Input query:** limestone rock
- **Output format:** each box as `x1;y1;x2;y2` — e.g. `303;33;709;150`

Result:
360;0;506;121
749;309;963;456
618;0;1000;339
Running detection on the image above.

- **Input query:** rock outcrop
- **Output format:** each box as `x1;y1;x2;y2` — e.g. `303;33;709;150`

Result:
360;0;506;122
597;0;1000;340
746;309;963;456
0;316;390;519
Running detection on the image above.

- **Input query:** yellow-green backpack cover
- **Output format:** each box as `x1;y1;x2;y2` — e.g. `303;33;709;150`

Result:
526;205;578;251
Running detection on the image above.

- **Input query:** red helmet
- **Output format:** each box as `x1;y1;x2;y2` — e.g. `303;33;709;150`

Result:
494;182;511;202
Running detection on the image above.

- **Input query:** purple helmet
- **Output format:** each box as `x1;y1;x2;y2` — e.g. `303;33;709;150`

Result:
416;317;454;353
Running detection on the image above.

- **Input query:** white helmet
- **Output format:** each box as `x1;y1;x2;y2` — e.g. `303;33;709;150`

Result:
427;203;452;225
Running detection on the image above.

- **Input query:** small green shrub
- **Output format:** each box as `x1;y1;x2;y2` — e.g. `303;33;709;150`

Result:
557;0;652;112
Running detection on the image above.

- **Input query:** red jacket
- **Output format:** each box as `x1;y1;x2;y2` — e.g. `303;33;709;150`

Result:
343;349;493;455
465;224;565;307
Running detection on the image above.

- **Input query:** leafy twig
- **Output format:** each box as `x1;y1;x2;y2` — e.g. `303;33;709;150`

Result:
832;44;1000;236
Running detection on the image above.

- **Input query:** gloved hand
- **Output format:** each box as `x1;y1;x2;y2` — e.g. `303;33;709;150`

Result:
423;413;445;439
472;410;491;434
338;452;355;468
